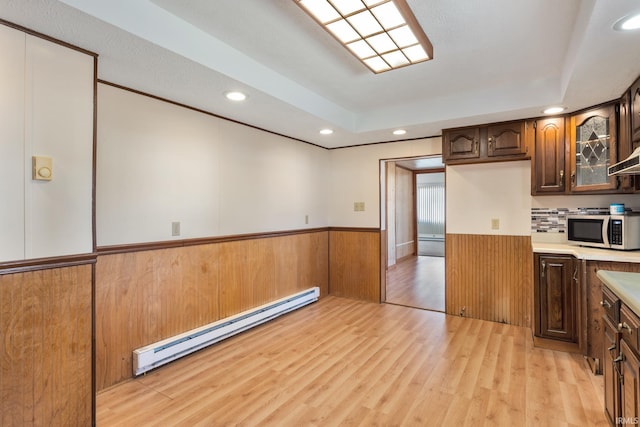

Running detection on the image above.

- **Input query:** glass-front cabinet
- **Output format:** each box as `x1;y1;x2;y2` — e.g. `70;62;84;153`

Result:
569;103;618;192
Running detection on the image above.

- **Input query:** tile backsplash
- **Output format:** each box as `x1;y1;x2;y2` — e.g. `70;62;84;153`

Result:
531;207;609;233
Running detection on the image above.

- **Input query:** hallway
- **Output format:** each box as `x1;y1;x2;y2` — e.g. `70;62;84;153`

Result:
386;255;445;312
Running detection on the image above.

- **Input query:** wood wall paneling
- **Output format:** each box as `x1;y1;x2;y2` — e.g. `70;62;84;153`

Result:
329;230;380;303
0;265;92;426
445;234;532;327
95;231;329;391
395;166;415;260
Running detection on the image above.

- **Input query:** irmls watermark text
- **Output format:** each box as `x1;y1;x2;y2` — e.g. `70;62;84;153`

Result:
617;417;640;425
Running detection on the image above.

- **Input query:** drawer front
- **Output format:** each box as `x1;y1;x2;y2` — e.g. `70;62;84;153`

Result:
602;286;621;324
619;303;640;354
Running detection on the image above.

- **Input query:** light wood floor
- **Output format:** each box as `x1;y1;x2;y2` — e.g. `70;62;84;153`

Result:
97;296;607;426
386;256;445;312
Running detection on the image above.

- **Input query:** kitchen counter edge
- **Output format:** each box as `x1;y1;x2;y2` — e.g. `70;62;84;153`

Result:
532;242;640;263
596;270;640;315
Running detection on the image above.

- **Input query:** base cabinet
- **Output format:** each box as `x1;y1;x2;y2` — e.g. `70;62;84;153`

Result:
603;315;621;425
602;284;640;426
534;254;578;342
620;339;640;424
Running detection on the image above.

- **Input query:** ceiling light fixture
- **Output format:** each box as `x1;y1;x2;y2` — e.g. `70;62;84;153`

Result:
294;0;433;73
393;129;407;135
320;128;334;135
543;106;565;115
225;91;247;101
614;12;640;31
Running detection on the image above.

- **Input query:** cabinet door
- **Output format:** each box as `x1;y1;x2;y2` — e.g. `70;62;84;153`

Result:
535;255;577;342
443;127;480;161
620;339;640;424
603;315;621;425
533;117;566;194
569;104;618;192
631;77;640;145
618;92;635;192
487;121;527;157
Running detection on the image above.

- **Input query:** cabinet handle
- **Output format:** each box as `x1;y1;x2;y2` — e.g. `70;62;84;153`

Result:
608;343;617;351
559;170;564;186
618;322;633;335
541;260;546;278
573;267;578;283
488;137;493;152
571;171;576;187
614;354;624;363
600;300;612;309
474;140;478;154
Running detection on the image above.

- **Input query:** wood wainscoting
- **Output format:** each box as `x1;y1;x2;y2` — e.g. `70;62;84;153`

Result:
445;233;532;327
329;228;381;303
0;264;93;426
95;230;329;391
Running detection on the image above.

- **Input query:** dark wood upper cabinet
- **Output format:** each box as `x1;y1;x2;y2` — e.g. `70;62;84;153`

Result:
569;103;618;193
443;120;529;164
532;117;566;194
631;76;640;145
487;121;527;157
443;126;480;161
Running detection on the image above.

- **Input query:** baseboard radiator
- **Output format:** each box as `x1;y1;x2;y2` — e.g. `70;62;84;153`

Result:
133;287;320;376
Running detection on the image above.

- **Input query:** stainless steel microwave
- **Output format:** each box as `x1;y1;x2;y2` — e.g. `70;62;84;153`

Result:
567;214;640;250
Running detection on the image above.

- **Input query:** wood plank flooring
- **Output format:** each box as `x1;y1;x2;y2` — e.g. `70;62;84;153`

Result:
386;256;445;312
97;296;607;426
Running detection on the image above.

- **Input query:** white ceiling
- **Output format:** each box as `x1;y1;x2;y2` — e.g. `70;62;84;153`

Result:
2;0;640;148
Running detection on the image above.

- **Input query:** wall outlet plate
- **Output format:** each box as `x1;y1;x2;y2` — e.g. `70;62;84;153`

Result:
171;221;180;236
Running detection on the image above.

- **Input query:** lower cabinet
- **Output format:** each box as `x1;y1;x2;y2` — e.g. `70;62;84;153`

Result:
620;339;640;424
603;315;621;424
602;285;640;426
534;253;578;342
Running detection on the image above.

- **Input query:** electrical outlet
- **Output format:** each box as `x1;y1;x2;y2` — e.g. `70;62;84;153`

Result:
491;218;500;230
171;221;181;236
354;202;365;212
305;214;309;224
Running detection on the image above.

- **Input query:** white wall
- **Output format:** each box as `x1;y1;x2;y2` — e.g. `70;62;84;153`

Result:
328;138;441;227
97;83;329;246
0;26;94;261
446;160;532;236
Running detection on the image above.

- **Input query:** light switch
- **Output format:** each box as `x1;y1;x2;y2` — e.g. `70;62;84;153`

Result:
32;156;52;181
491;218;500;230
172;221;181;236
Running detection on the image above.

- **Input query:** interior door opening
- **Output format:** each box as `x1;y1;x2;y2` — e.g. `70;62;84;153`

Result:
381;156;445;312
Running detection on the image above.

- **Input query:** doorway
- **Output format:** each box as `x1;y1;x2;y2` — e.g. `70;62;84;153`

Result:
382;156;445;312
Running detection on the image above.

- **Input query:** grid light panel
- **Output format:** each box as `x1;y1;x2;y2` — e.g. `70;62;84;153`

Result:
295;0;433;73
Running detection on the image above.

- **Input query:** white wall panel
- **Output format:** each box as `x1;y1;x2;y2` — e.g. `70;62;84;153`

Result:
446;160;531;236
0;25;25;262
25;35;94;258
217;120;329;235
97;84;222;246
328;138;441;227
97;83;329;245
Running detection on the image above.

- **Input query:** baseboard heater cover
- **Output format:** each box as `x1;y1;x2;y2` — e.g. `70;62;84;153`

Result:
133;287;320;376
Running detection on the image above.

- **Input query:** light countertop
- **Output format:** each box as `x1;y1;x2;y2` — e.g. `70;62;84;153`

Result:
532;242;640;263
597;271;640;315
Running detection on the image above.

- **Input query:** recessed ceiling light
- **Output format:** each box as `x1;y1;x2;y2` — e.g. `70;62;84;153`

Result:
393;129;407;135
225;91;247;101
543;106;565;115
320;128;334;135
614;12;640;31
